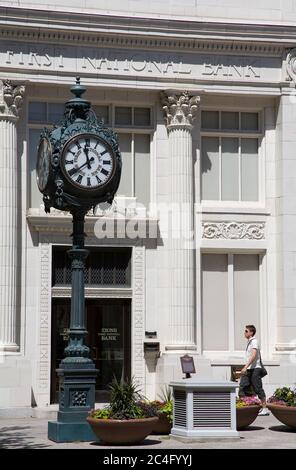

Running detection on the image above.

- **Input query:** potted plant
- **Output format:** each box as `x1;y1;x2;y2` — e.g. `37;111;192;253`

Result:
149;387;173;435
236;396;261;430
87;377;158;445
267;387;296;428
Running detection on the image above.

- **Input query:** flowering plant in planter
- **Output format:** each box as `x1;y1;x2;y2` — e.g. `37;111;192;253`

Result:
267;387;296;428
236;396;261;430
148;386;173;434
267;387;296;407
236;396;261;408
149;400;173;421
87;377;159;444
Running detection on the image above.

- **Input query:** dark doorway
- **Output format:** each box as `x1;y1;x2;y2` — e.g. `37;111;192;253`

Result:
51;298;131;403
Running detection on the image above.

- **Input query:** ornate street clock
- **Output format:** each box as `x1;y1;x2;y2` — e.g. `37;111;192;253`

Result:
36;77;121;213
36;78;122;443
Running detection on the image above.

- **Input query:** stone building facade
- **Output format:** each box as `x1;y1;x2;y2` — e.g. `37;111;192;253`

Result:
0;1;296;414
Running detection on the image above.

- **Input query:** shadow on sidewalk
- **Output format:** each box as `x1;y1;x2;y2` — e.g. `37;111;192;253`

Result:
90;438;162;447
269;425;296;433
239;426;265;432
0;426;51;449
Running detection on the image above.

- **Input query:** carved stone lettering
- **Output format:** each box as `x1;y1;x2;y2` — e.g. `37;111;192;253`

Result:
0;45;280;82
202;60;260;78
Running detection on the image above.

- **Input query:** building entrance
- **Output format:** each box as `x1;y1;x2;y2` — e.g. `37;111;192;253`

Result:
51;298;131;403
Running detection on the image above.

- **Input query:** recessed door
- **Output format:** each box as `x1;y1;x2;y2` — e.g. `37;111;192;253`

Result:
51;298;131;403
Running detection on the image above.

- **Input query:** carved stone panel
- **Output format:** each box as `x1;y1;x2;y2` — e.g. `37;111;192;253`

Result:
202;222;265;240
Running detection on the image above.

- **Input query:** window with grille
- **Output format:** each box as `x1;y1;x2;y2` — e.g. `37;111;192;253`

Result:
52;246;132;287
201;110;262;202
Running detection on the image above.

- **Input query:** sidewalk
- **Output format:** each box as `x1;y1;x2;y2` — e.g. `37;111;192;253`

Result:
0;415;295;449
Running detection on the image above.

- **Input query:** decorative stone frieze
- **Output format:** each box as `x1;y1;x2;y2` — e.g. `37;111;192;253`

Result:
161;91;200;129
133;243;145;391
38;239;51;395
202;222;265;240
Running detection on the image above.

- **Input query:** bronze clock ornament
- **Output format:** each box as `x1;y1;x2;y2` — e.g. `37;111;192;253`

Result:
36;78;122;213
36;136;53;192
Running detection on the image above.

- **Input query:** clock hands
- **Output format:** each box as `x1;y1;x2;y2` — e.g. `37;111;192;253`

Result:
84;143;92;169
64;137;113;189
68;156;95;176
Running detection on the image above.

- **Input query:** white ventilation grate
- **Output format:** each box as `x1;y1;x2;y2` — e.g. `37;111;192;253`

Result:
193;392;231;428
174;390;187;428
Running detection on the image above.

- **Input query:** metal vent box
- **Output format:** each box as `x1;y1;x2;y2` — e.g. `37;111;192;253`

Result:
170;379;239;439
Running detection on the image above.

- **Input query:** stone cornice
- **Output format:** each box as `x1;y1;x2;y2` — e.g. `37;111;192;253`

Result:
0;26;285;57
1;6;296;42
0;6;294;57
52;286;133;299
26;211;159;239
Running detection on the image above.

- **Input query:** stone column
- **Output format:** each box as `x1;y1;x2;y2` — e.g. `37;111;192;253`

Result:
276;92;296;350
161;91;200;350
0;80;25;352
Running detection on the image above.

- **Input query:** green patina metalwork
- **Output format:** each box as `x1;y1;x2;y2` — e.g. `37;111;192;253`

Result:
38;77;121;213
40;78;122;442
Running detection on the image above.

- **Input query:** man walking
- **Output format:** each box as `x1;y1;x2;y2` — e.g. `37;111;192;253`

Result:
239;325;269;416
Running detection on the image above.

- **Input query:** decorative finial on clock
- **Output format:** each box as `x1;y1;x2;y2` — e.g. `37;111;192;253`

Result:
65;77;90;120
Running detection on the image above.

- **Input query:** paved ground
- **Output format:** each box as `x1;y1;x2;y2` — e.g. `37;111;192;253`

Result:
0;415;295;449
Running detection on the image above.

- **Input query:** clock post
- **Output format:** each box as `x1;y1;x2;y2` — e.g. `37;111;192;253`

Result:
36;78;121;442
48;208;96;442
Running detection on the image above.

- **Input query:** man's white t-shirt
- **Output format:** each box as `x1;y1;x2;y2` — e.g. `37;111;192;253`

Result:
246;336;261;369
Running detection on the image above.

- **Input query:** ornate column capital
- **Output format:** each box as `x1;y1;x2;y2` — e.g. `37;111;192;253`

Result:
160;90;200;130
0;80;25;120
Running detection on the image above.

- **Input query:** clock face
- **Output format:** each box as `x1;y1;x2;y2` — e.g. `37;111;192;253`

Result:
61;134;115;191
36;137;52;192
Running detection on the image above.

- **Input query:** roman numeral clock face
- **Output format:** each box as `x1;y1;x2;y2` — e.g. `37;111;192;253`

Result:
61;134;115;192
36;137;52;192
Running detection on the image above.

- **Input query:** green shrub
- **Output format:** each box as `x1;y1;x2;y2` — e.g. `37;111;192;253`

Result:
160;400;173;423
268;387;296;407
89;377;158;420
148;399;173;423
109;376;144;419
91;408;111;419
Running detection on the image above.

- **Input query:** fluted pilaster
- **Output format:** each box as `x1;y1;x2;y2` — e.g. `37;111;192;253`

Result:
161;91;200;349
0;80;25;352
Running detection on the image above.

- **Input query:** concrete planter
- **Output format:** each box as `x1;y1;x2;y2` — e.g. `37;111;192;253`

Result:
151;413;172;435
86;416;158;444
236;405;260;430
267;404;296;429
